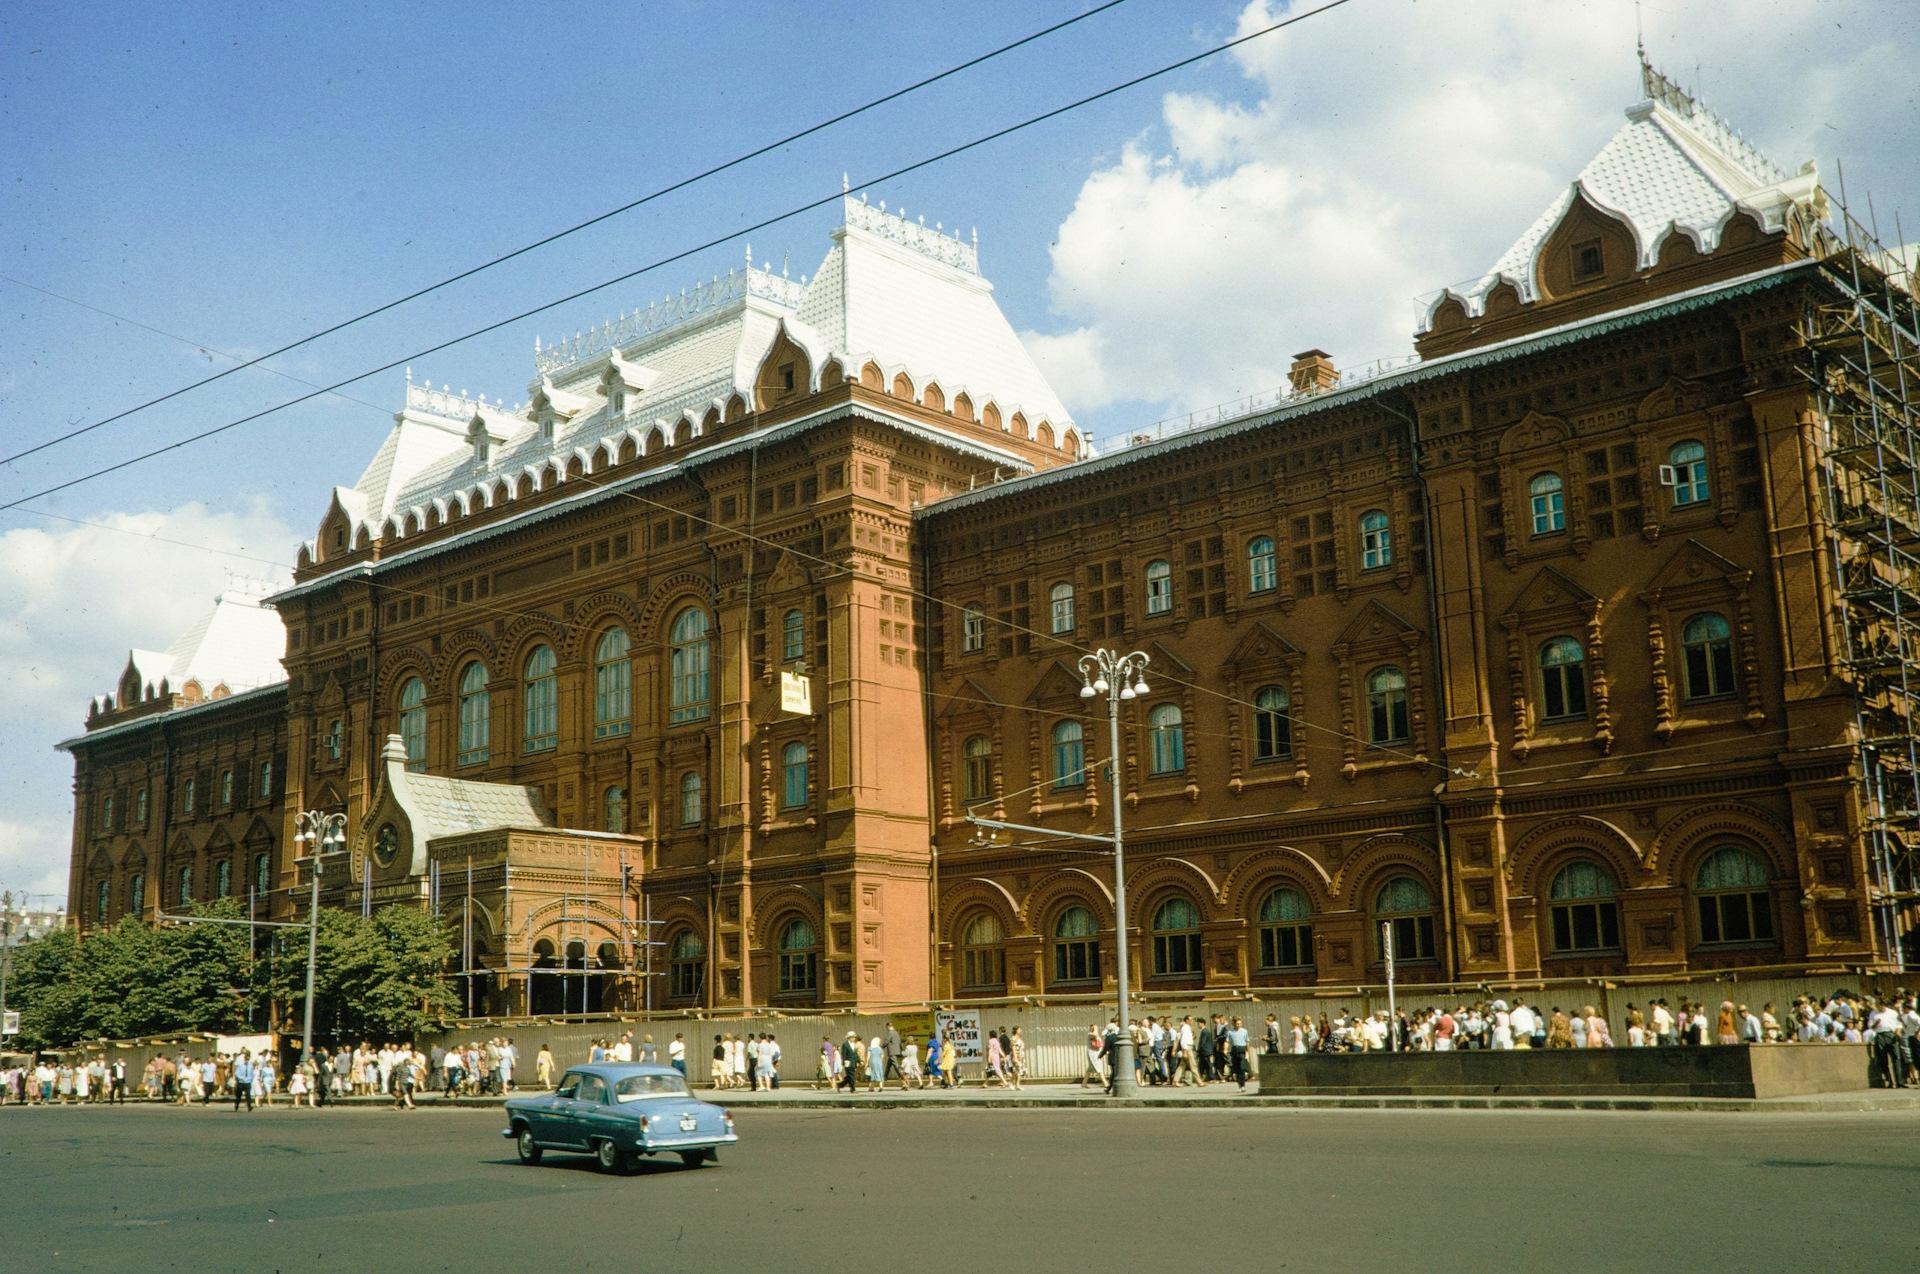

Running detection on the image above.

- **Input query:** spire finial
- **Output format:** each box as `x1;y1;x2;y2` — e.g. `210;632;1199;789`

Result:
745;242;752;269
842;172;849;194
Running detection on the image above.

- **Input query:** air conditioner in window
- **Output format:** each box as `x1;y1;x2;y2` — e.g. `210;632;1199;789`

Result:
1657;464;1678;487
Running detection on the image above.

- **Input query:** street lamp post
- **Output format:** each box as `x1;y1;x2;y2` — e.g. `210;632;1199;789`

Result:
293;810;347;1069
1078;647;1152;1099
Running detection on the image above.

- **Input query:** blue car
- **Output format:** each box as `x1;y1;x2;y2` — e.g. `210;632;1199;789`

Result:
503;1063;737;1173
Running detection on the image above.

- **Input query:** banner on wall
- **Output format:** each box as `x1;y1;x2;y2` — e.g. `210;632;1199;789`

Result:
933;1008;983;1060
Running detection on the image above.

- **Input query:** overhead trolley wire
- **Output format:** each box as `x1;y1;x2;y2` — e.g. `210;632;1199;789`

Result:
0;0;1130;472
0;0;1358;515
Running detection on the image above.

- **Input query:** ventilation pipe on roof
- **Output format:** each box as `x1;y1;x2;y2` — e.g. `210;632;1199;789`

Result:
1289;350;1339;396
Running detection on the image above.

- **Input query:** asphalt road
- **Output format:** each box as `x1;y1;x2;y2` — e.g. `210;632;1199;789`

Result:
5;1104;1918;1271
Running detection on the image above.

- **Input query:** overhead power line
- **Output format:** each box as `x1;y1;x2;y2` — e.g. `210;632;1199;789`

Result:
0;0;1357;515
0;0;1129;472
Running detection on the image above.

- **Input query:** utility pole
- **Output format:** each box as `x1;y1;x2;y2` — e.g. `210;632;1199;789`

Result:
0;889;15;1044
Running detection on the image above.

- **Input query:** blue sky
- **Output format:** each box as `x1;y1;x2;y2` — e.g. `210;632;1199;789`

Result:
3;0;1916;901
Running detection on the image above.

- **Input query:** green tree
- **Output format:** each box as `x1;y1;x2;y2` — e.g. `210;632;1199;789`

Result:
269;906;458;1045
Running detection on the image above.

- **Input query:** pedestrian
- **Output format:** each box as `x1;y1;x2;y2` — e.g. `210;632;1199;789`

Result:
1008;1027;1026;1091
1228;1016;1252;1091
866;1036;885;1091
839;1032;862;1093
536;1043;555;1089
232;1051;256;1112
1081;1025;1103;1088
109;1057;127;1104
940;1033;961;1088
393;1049;418;1110
711;1035;727;1089
985;1030;1006;1087
256;1057;276;1106
640;1034;658;1064
290;1062;311;1107
901;1038;924;1088
667;1034;685;1077
925;1032;944;1088
884;1023;905;1088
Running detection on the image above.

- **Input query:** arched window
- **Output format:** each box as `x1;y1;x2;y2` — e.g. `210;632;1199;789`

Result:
1360;510;1391;570
1548;861;1620;952
1366;667;1410;744
95;879;109;925
1050;582;1075;635
216;859;232;899
176;864;192;907
1668;440;1709;506
1258;887;1313;969
962;603;986;653
1681;613;1735;700
1052;905;1100;983
258;761;273;799
1145;560;1173;615
325;720;343;762
1151;896;1202;975
1695;846;1774;945
254;853;270;897
1539;637;1588;720
398;678;428;767
604;786;626;833
456;663;490;766
1253;685;1291;760
595;627;632;738
1051;720;1085;789
782;741;809;809
1248;536;1277;593
777;918;818;993
962;735;992;803
1529;472;1566;535
1375;875;1435;960
129;873;144;915
782;609;805;662
1149;703;1185;774
679;771;703;827
523;646;558;753
220;769;233;807
960;913;1005;989
669;608;710;724
669;929;705;999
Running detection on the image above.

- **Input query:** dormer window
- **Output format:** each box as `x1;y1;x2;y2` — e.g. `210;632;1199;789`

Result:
1573;238;1604;281
611;390;625;416
540;415;554;441
781;364;795;393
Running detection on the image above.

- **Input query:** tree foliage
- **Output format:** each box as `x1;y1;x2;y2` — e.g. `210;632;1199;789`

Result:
5;903;456;1050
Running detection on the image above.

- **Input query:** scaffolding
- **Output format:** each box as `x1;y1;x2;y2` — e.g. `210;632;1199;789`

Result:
1802;178;1920;970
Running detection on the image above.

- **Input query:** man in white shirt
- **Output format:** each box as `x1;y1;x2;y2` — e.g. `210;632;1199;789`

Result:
667;1033;686;1076
1651;1001;1675;1046
613;1032;633;1063
1738;1004;1763;1043
1869;1001;1905;1087
1509;1000;1537;1048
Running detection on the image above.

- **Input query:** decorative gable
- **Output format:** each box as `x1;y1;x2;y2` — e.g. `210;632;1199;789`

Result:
1500;567;1612;759
1639;540;1764;738
1025;660;1088;705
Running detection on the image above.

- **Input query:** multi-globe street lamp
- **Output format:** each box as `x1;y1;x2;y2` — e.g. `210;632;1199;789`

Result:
292;810;347;1069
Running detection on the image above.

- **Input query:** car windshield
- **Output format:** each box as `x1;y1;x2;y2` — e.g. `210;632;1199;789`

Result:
613;1073;691;1102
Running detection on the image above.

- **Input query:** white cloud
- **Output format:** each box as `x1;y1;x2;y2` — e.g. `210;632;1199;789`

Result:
0;502;293;901
1026;0;1920;431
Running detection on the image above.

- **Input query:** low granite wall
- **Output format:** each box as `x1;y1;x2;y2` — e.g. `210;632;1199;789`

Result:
1256;1043;1871;1099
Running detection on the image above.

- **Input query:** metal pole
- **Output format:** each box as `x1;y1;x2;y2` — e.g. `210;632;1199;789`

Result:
1383;920;1398;1051
1105;667;1137;1097
1;891;13;1044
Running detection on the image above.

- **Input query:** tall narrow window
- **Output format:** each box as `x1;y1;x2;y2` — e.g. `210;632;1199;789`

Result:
604;785;626;833
1050;582;1075;635
1529;472;1565;534
782;741;809;809
1149;703;1185;773
523;646;558;752
216;859;232;899
102;795;113;832
1682;613;1735;700
1360;510;1391;569
1258;887;1313;969
679;771;703;827
96;879;109;924
176;865;192;907
258;761;273;799
1145;560;1173;615
669;608;711;724
1366;667;1409;744
254;853;270;897
220;770;233;806
1052;906;1100;983
1695;846;1774;945
457;662;490;766
1548;861;1620;952
1538;637;1588;720
1052;720;1085;789
960;913;1005;989
129;874;145;916
782;609;805;662
135;789;148;825
962;603;986;653
1248;536;1277;593
1374;876;1436;960
1669;440;1709;506
962;735;992;803
595;628;632;737
777;918;817;993
669;929;705;999
398;677;427;772
1151;896;1202;975
1253;685;1291;760
183;778;196;815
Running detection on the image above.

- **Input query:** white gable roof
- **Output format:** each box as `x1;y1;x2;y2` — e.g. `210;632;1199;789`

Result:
115;582;287;706
1425;63;1825;326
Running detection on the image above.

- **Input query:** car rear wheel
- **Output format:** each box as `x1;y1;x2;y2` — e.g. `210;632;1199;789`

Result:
596;1139;626;1174
679;1149;710;1168
516;1129;542;1165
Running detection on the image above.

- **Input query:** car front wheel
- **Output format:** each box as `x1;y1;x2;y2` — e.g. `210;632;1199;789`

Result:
596;1139;626;1174
516;1128;543;1165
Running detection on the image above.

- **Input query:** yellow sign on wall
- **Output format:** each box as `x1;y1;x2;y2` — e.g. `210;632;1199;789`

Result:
780;670;812;715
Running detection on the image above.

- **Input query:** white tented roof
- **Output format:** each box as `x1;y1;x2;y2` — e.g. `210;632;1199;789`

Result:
1424;63;1825;326
114;582;287;707
331;197;1076;548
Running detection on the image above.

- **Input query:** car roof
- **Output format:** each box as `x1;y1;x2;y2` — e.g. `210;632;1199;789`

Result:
563;1063;684;1079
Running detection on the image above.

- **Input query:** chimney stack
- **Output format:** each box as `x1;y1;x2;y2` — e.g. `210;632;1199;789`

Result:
1289;349;1338;395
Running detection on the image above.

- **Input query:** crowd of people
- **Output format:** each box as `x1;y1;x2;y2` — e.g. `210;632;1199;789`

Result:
1079;1014;1257;1091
